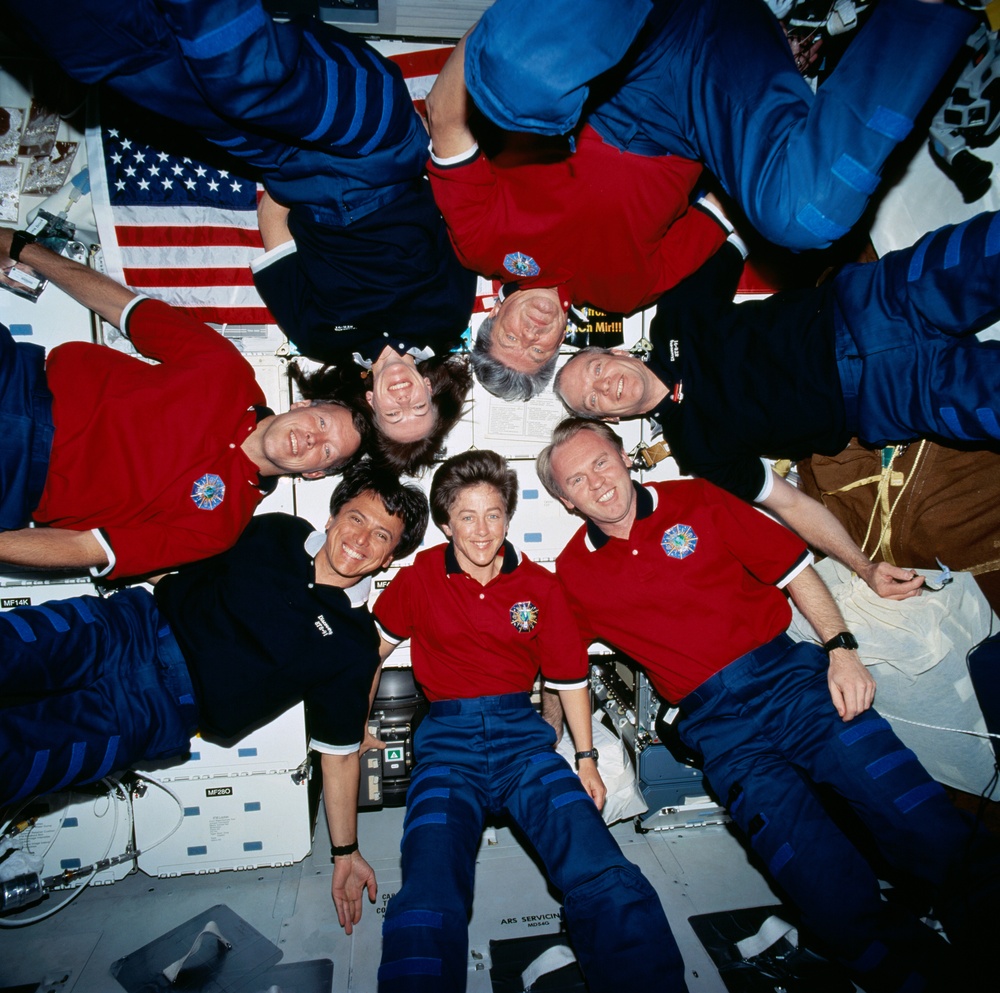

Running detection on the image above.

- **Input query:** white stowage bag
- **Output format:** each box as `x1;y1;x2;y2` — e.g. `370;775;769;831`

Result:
787;559;999;799
556;714;649;825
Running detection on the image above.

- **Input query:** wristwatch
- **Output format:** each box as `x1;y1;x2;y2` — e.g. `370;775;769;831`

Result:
822;632;859;654
9;228;36;263
574;748;599;766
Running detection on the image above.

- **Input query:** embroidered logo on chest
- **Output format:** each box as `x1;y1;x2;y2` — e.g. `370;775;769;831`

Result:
509;601;539;633
314;615;333;637
191;472;226;510
503;251;540;277
661;524;697;559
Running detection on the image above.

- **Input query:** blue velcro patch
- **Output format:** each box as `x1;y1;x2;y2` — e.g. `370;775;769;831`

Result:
552;791;590;810
986;212;1000;257
93;735;120;783
49;741;86;794
408;787;451;810
832;154;880;195
768;842;794;876
404;812;448;833
177;4;269;61
243;841;263;851
839;716;891;746
865;748;917;780
977;408;1000;440
69;599;96;624
383;910;444;934
945;221;968;269
0;611;37;642
866;106;913;141
30;606;70;633
796;204;849;245
378;958;443;980
211;134;249;149
409;765;451;789
906;234;931;282
187;846;208;856
940;407;974;440
541;768;579;786
894;781;944;814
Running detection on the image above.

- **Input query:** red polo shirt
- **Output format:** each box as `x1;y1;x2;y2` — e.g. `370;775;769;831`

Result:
555;481;812;703
374;541;589;702
427;125;727;313
35;298;268;580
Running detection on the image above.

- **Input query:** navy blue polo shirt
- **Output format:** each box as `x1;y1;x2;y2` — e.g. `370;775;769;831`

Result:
648;242;847;503
155;513;380;751
253;181;477;366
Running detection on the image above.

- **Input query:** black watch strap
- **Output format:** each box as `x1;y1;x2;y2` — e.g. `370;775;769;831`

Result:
822;631;859;654
574;748;599;765
9;228;36;263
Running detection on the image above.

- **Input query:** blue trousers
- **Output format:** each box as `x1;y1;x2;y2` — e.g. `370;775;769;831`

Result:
0;589;198;807
378;694;687;993
8;0;426;225
467;0;975;249
0;324;52;531
678;635;1000;992
833;210;1000;446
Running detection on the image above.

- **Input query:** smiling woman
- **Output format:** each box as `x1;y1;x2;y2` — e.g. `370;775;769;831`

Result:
292;353;473;476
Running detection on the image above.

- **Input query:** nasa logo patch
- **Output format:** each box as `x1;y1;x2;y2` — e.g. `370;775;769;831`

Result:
509;601;539;633
661;524;697;560
503;251;540;277
191;472;226;511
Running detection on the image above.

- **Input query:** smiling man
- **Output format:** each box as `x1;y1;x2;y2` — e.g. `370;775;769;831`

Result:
538;418;1000;992
0;461;428;933
554;211;1000;599
0;228;368;581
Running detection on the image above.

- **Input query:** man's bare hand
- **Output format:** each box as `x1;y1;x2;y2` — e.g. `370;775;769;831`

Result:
576;761;607;812
332;851;377;935
827;649;876;721
860;561;925;601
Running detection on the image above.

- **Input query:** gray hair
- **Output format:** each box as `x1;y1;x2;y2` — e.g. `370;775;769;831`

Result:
471;314;560;401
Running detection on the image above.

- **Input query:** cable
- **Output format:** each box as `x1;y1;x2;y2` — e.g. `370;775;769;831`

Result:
0;778;126;926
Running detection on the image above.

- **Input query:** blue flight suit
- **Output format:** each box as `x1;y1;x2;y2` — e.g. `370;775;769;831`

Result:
679;634;1000;991
8;0;475;360
378;694;687;993
0;589;197;807
465;0;976;250
834;209;1000;445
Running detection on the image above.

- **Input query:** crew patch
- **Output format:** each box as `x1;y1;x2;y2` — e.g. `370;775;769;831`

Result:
191;472;226;510
509;601;539;632
503;251;540;277
661;524;697;559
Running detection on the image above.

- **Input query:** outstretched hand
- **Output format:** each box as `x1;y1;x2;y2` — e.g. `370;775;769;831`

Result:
332;852;377;935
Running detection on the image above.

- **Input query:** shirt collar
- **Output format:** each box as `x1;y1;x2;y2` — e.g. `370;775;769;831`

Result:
444;539;521;576
303;529;373;608
583;482;657;551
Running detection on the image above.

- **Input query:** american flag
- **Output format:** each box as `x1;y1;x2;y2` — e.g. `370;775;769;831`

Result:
88;44;491;329
88;126;270;327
